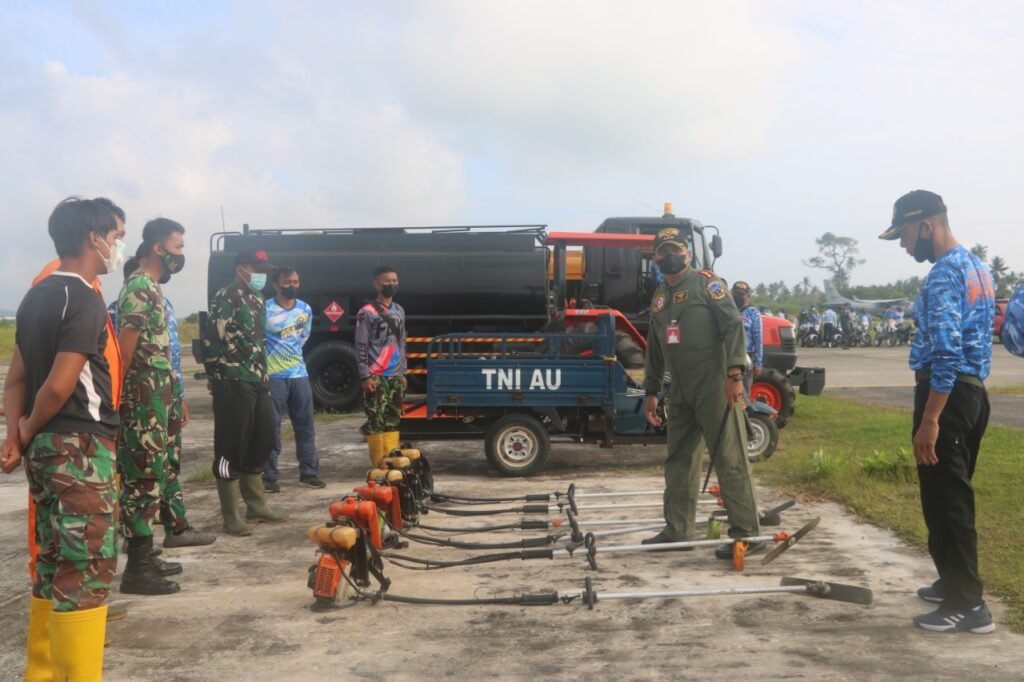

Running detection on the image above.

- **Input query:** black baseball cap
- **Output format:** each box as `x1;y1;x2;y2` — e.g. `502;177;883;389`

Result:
653;226;692;253
878;190;947;240
235;247;275;272
731;281;750;294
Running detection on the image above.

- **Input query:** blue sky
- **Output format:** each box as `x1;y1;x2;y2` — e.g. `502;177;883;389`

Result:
2;1;1022;314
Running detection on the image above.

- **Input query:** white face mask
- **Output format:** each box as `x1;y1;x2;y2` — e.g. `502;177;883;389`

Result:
96;237;126;275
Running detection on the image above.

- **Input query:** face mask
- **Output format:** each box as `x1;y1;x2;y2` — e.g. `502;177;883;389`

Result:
913;223;935;264
161;252;186;276
249;272;267;292
732;294;746;309
380;284;398;298
280;286;298;300
656;254;687;275
95;236;125;274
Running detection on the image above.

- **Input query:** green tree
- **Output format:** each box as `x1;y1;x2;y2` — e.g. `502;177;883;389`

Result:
803;233;865;290
990;256;1010;297
970;243;989;263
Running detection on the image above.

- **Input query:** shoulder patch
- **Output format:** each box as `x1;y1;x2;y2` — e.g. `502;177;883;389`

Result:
652;292;667;313
673;291;688;304
699;269;714;280
707;281;726;300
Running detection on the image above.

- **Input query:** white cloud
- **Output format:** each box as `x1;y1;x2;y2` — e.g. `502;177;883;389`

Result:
2;0;1024;319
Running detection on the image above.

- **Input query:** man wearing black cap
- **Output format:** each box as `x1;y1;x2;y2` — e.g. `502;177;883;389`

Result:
202;247;288;535
879;190;996;633
641;227;762;559
731;281;762;398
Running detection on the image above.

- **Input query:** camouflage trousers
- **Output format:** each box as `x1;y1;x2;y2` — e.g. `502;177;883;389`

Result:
362;375;404;433
159;392;189;534
24;432;118;611
118;367;171;538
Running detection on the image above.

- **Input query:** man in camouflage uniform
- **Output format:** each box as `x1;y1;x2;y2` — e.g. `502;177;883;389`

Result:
116;218;190;595
356;264;407;466
2;197;123;680
203;247;287;534
114;225;216;550
160;294;216;546
641;227;762;559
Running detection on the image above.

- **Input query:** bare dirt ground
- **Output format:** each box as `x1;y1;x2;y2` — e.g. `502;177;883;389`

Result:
2;351;1024;681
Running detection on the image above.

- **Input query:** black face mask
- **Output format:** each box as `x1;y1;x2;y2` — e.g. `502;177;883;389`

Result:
913;223;935;263
732;294;746;309
380;284;398;298
280;286;298;300
656;254;687;275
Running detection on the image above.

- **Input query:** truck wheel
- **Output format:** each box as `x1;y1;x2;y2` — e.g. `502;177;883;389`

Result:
750;368;796;429
306;341;361;411
746;412;779;463
484;414;551;477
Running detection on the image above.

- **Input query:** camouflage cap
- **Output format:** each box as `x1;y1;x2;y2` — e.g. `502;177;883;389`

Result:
653;226;691;253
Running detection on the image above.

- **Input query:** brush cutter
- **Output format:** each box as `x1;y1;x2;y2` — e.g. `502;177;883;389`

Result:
382;518;819;572
332;573;872;609
403;498;796;539
427;482;723;506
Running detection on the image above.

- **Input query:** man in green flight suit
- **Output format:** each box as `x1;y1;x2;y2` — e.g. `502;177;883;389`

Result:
641;226;763;559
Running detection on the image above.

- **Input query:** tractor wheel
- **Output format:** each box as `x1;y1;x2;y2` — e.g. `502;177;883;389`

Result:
750;368;796;429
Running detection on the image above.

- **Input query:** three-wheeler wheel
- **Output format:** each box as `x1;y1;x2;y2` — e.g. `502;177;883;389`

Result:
484;413;551;476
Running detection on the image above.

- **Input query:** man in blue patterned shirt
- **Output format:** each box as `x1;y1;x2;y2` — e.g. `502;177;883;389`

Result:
263;267;322;491
1003;284;1024;357
730;281;762;398
879;189;995;634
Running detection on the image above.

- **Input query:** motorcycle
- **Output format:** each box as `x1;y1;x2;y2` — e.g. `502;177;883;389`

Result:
745;400;779;463
874;322;897;347
798;322;819;348
821;323;844;348
896;322;914;346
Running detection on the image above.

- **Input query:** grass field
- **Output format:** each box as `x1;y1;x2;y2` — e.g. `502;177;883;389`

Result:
0;320;14;363
0;320;199;364
989;384;1024;396
760;394;1024;632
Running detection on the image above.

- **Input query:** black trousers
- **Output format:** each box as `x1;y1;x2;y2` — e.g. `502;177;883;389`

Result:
913;379;990;609
211;379;275;479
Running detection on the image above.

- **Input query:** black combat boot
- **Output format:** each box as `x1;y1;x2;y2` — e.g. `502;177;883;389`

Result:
150;538;183;577
120;536;181;595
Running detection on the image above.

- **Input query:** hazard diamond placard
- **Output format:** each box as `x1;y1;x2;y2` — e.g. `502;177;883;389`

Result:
323;301;345;322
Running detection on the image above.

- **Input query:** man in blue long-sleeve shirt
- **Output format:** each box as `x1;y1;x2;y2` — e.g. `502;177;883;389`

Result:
730;281;762;400
879;189;995;634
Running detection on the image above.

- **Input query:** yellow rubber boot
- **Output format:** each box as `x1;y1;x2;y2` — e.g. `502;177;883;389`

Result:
49;605;107;682
382;432;400;460
26;597;53;682
366;433;385;468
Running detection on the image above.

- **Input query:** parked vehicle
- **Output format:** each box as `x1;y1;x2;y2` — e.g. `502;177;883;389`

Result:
994;298;1009;338
417;309;783;476
197;207;821;428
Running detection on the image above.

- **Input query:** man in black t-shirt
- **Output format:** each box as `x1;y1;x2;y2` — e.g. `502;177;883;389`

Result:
2;197;122;681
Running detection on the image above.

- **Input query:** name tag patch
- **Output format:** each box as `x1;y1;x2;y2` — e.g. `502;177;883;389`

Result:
666;324;681;345
673;291;688;304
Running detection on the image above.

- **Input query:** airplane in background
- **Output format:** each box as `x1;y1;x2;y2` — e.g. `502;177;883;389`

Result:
823;280;911;317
